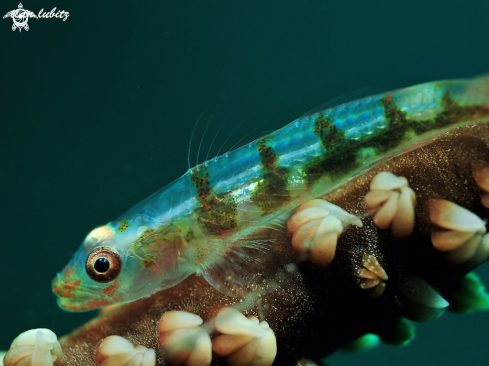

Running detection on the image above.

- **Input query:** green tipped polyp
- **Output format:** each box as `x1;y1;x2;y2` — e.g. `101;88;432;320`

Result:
379;317;416;347
448;272;489;314
341;333;380;352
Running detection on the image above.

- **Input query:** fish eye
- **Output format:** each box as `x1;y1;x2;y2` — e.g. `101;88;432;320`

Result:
85;246;122;283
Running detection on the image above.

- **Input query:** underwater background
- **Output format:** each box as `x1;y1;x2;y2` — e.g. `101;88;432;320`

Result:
1;0;489;364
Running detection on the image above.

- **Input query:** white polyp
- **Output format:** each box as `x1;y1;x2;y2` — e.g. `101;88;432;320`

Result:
444;234;483;265
356;254;388;297
365;172;416;239
362;255;388;281
98;335;134;357
359;278;381;289
431;230;475;251
429;199;486;233
213;334;254;356
481;192;489;209
224;338;259;366
159;311;204;332
356;268;378;280
399;275;449;309
132;354;144;366
370;172;408;191
371;191;399;229
96;335;156;366
364;189;392;209
159;327;211;366
213;319;277;366
291;218;325;252
212;314;260;357
315;214;343;237
3;328;62;366
215;308;264;338
466;233;489;266
474;165;489;208
186;331;213;366
247;316;260;326
287;207;329;233
291;199;363;228
288;199;360;265
250;325;277;366
141;348;157;366
391;187;416;238
428;199;489;265
32;331;56;366
293;199;325;211
158;311;212;366
474;165;489;191
309;214;343;265
309;229;339;266
313;200;363;228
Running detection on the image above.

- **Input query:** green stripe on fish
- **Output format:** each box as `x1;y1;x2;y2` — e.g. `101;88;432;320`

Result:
304;90;489;186
314;115;345;147
250;137;291;214
190;166;238;234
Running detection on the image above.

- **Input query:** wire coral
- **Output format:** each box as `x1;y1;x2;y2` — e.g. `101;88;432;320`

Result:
5;77;489;365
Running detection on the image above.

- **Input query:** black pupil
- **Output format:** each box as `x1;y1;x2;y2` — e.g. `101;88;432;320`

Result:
94;257;110;273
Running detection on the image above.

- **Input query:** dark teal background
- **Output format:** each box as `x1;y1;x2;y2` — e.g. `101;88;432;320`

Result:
1;1;489;364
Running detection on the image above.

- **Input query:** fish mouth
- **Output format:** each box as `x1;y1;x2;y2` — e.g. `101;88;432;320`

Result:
52;272;112;312
57;297;112;312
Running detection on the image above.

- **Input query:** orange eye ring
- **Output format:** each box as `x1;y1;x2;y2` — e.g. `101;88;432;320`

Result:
85;246;122;283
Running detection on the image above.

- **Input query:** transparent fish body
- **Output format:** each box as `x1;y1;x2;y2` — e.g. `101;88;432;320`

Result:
53;76;489;311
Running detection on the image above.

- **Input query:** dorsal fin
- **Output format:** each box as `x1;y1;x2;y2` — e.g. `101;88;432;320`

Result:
300;86;384;119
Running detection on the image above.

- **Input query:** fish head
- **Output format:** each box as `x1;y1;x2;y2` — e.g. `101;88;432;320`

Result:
53;219;190;312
